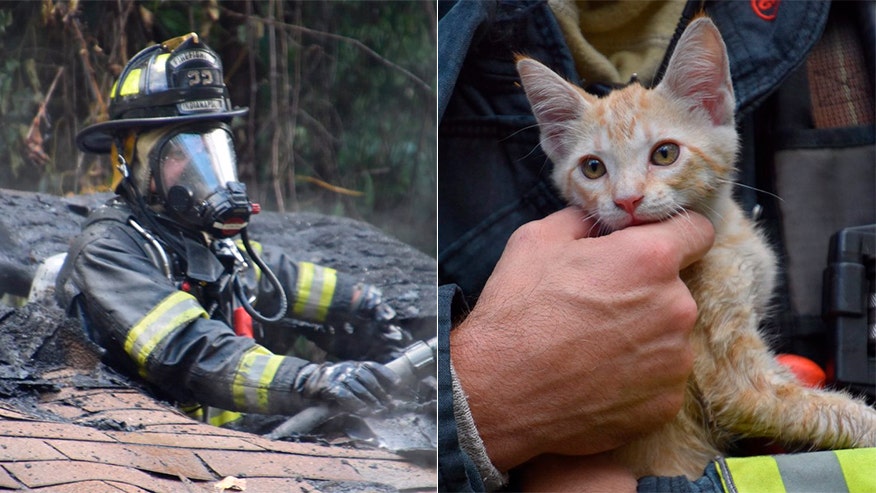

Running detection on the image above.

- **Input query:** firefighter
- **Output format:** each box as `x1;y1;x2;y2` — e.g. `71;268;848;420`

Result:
56;33;406;430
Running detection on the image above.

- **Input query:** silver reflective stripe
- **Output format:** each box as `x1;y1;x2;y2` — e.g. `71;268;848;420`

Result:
716;456;740;493
128;218;172;281
774;451;850;493
232;346;284;412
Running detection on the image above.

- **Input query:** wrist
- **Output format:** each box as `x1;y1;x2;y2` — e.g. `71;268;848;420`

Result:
450;363;509;489
450;316;540;472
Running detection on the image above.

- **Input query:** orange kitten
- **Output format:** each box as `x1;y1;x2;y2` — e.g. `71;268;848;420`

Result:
516;17;876;478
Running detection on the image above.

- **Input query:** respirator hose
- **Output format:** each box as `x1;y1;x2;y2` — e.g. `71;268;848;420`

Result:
233;228;289;324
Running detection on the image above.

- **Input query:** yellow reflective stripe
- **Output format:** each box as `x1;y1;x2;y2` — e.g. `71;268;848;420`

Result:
293;262;314;317
722;456;786;493
235;239;263;282
182;404;242;428
232;345;284;412
207;408;243;427
124;291;207;377
237;239;263;257
119;68;142;96
292;262;337;322
181;404;204;421
835;448;876;493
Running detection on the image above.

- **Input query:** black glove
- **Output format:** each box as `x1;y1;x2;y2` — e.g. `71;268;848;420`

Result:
315;283;413;362
294;361;401;414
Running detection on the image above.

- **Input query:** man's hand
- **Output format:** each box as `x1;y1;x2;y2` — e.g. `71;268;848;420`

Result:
450;207;715;472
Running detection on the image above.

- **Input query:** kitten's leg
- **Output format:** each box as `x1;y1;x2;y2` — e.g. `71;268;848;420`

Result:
696;324;876;450
683;222;876;451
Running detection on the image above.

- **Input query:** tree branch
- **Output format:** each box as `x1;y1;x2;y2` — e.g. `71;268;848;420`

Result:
219;6;434;98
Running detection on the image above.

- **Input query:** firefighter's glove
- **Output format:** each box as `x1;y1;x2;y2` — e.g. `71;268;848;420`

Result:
323;283;414;362
294;361;400;414
351;283;394;322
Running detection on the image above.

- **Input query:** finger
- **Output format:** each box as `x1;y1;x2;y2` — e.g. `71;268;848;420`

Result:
355;366;393;404
535;206;599;241
366;362;402;388
632;210;715;269
345;378;382;409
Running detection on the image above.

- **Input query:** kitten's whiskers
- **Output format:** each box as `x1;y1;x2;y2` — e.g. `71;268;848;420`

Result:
718;179;784;203
671;205;700;248
579;210;604;237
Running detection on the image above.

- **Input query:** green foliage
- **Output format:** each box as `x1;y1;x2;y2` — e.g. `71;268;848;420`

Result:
0;0;437;256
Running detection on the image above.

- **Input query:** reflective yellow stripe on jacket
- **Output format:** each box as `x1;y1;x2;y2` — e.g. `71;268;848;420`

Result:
235;239;262;282
206;408;243;427
292;262;337;322
232;345;285;413
716;448;876;493
180;404;243;428
124;291;207;379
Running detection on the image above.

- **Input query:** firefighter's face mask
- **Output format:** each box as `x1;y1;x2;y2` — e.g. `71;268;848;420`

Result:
136;124;252;236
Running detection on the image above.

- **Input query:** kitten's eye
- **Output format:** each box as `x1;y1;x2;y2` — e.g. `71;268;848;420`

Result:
579;156;606;179
651;142;680;166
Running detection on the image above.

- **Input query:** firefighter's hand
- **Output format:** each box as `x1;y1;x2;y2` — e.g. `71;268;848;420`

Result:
294;361;401;414
451;207;715;472
329;284;414;362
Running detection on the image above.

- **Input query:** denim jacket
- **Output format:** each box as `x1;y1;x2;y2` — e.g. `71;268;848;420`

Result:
438;1;832;490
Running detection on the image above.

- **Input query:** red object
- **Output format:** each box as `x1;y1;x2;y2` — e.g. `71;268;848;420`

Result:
751;0;779;21
776;353;826;388
218;217;247;237
233;306;254;338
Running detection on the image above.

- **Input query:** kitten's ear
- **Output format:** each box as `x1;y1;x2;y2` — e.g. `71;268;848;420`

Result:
657;17;735;127
517;57;593;158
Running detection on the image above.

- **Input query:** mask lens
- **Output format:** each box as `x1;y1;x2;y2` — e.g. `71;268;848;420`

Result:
158;127;238;198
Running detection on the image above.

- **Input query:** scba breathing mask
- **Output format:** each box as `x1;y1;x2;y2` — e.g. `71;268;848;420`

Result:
138;123;256;237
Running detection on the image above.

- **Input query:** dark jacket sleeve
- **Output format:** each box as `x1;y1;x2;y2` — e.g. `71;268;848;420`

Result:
245;242;397;362
637;462;723;493
438;283;486;492
59;218;312;415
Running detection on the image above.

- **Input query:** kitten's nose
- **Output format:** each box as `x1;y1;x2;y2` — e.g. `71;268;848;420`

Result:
614;195;644;215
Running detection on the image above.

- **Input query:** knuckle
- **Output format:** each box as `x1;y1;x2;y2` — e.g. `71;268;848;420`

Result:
639;235;675;267
508;221;542;247
625;239;677;282
673;292;699;330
